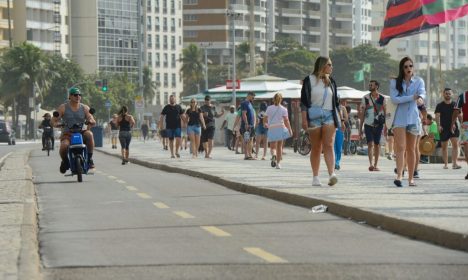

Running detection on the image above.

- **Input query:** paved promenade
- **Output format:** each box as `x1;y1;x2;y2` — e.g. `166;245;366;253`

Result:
97;138;468;252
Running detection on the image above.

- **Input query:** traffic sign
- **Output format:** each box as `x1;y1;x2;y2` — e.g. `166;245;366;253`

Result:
104;100;112;108
135;96;144;109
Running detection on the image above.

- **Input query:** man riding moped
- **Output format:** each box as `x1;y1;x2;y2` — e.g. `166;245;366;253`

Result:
39;113;54;150
51;87;96;173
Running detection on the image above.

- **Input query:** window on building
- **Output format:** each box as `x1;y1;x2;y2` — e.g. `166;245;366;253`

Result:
156;17;160;31
148;52;153;67
147;16;152;30
459;49;466;57
156;35;160;49
163;0;167;13
156;73;160;84
147;0;152;12
163;35;168;49
171;74;176;87
171;36;176;50
164;74;168;87
163;53;168;67
184;0;198;5
171;54;176;68
155;0;159;12
163;17;168;32
183;31;198;38
171;0;175;14
171;18;176;32
156;53;160;67
147;34;152;48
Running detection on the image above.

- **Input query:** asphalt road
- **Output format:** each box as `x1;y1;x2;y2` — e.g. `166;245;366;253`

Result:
29;149;468;280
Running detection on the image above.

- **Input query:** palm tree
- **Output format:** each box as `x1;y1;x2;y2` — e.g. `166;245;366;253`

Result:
236;42;250;78
142;66;158;105
0;42;58;138
180;44;204;96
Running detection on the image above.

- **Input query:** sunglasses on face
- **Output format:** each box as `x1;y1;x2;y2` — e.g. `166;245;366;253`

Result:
71;94;81;97
404;64;413;69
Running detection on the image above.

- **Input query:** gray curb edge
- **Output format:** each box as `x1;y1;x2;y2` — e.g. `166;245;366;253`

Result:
97;149;468;252
19;159;43;280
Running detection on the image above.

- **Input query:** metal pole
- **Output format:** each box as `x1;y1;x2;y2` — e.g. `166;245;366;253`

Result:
204;47;208;90
227;9;239;106
320;0;329;57
264;0;268;74
137;0;144;129
427;30;432;107
248;0;255;77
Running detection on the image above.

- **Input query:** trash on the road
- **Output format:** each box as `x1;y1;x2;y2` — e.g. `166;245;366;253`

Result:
310;204;328;213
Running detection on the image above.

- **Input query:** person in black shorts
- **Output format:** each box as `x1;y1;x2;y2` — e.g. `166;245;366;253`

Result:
200;95;224;159
159;95;184;158
435;88;461;169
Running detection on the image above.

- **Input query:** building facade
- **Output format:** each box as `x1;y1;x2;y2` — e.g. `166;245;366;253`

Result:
183;0;372;72
146;0;184;105
11;0;70;57
0;0;13;49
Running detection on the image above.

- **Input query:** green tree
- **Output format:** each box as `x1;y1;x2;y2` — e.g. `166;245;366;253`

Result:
331;44;398;95
267;38;317;79
0;42;58;138
142;66;158;105
43;55;85;110
208;64;230;89
180;44;204;96
236;42;250;78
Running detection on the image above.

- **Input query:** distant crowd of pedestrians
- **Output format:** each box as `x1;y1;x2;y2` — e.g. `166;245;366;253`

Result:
107;56;468;186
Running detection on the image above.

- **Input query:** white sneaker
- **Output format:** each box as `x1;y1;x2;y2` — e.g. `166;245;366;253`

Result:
276;163;281;169
312;176;322;186
328;173;338;186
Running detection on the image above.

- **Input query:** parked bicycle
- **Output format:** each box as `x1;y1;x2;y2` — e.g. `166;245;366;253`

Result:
293;129;311;156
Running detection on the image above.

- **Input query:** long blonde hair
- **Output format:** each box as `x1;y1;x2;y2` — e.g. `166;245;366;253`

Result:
189;98;198;111
312;56;331;86
273;93;283;106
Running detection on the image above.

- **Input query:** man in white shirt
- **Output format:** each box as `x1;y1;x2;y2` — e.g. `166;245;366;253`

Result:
221;105;237;150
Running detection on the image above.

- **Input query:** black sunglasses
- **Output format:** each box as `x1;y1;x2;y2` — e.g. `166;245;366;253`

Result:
71;94;81;97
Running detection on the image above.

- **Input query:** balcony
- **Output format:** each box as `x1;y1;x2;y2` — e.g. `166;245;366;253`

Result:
281;8;301;16
282;24;302;32
305;26;320;33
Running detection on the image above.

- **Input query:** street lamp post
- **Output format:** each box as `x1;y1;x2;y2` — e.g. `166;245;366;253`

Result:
200;42;212;91
226;9;241;106
320;0;329;57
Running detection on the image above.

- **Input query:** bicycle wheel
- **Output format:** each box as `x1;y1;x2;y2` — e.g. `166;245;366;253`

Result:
350;141;357;155
298;136;311;156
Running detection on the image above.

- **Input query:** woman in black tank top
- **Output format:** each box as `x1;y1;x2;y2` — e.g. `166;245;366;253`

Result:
117;106;135;165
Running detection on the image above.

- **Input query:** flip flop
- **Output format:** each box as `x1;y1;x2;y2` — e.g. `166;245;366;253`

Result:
369;166;374;171
373;167;380;171
409;182;417;187
394;180;403;187
271;155;277;167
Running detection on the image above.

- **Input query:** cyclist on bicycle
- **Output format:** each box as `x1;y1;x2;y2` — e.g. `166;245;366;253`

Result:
39;113;54;151
51;87;96;173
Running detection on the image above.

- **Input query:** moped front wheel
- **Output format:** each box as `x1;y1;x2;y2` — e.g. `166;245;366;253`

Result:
75;156;83;182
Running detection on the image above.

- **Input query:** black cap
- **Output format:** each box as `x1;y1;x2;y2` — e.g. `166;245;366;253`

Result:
204;95;211;101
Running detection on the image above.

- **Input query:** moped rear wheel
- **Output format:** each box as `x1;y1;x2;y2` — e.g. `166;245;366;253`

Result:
46;139;52;156
75;156;83;182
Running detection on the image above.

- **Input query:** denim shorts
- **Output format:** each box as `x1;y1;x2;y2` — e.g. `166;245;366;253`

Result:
187;125;201;135
255;125;268;135
393;123;420;136
309;110;334;128
165;128;181;139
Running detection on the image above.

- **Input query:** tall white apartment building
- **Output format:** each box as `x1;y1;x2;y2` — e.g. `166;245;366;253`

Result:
11;0;70;57
371;0;468;71
272;0;371;50
146;0;184;105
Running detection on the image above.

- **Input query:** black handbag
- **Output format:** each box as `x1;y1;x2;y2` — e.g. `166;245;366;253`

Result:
370;96;385;126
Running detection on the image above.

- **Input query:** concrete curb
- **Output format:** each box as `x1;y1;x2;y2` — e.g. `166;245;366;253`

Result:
19;157;42;280
98;149;468;252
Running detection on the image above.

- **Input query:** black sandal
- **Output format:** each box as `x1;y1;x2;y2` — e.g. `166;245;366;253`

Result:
394;180;403;187
271;155;277;167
